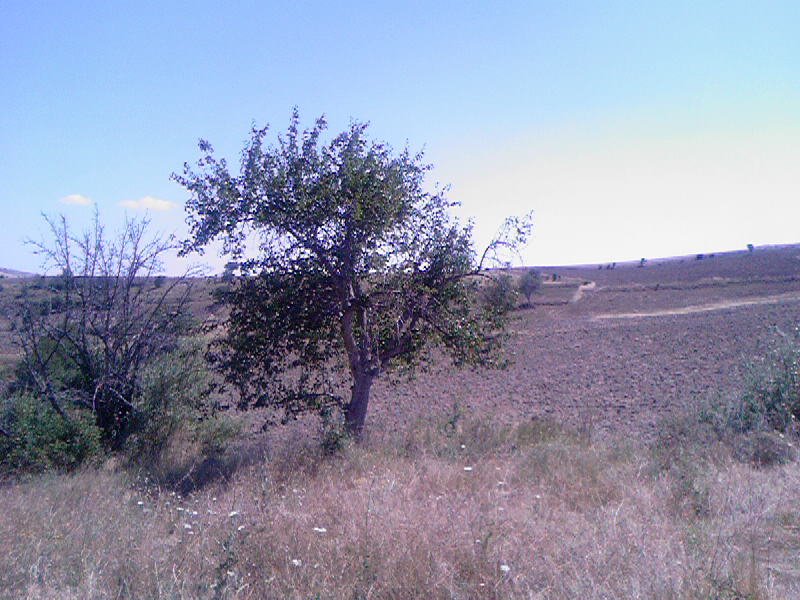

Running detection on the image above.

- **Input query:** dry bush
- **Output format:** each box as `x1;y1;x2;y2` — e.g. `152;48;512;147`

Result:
1;417;799;599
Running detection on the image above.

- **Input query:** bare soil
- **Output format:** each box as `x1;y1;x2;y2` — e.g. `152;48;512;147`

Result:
368;245;800;440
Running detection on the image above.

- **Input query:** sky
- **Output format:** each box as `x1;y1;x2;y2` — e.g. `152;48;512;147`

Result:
1;1;798;274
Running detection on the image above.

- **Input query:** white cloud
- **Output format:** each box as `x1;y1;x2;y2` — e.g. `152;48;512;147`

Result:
60;194;93;206
119;195;176;211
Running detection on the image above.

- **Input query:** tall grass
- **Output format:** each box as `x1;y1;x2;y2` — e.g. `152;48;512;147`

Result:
1;416;798;599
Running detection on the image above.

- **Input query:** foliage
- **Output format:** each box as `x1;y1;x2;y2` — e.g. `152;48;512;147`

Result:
518;268;542;305
483;273;518;314
0;393;101;473
125;337;229;465
12;212;196;448
700;326;800;435
175;110;532;437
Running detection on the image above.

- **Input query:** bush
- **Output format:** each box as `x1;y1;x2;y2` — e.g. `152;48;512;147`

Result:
125;337;237;468
482;273;518;314
0;394;101;473
14;213;195;448
518;269;542;305
705;327;800;435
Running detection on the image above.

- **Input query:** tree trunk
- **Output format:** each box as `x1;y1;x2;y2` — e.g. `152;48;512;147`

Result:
344;373;373;439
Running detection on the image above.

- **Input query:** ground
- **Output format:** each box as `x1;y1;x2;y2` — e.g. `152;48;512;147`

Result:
367;245;800;439
3;245;800;598
3;245;800;437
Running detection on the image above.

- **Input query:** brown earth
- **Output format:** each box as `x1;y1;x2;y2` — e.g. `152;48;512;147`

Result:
368;245;800;440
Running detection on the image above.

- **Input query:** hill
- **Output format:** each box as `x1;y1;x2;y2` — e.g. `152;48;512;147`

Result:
2;243;800;598
367;243;800;439
0;267;36;279
2;243;800;436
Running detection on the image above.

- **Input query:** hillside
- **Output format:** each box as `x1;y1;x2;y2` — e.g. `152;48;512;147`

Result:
2;244;800;433
367;243;800;439
0;267;36;279
2;244;800;598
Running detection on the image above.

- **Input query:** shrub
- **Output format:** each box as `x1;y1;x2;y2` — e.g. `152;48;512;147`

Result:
719;327;800;434
518;269;542;305
125;337;224;465
14;213;195;448
482;273;518;314
0;394;101;473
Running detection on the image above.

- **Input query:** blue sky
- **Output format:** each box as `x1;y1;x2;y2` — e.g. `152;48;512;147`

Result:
2;1;798;273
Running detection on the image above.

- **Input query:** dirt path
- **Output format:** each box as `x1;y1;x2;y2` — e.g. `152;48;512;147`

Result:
592;291;800;320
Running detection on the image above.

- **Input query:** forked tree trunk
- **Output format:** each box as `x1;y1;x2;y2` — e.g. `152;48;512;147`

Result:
344;372;374;439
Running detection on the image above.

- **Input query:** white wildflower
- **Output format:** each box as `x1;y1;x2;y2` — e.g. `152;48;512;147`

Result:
228;511;240;518
313;527;327;533
291;559;302;567
183;523;192;529
463;466;473;472
237;525;245;531
500;564;510;573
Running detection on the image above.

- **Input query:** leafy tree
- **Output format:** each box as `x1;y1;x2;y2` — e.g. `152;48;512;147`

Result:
174;111;531;438
221;261;239;283
518;269;542;306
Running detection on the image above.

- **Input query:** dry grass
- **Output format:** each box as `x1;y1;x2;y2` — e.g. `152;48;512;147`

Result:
1;417;799;599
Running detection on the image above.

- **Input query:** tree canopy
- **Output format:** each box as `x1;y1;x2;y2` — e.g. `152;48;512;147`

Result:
174;111;531;437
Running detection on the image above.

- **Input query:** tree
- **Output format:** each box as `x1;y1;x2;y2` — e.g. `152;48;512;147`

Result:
174;111;532;438
12;212;195;448
518;269;542;306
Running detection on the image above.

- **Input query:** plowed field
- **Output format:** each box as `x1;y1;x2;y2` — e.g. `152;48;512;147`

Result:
369;245;800;439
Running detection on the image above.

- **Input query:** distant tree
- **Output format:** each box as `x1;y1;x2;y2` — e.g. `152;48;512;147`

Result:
747;243;754;253
221;261;239;283
518;269;542;306
12;213;195;448
639;258;647;268
174;111;532;438
484;273;519;313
